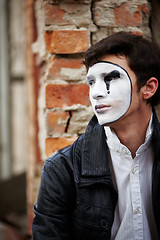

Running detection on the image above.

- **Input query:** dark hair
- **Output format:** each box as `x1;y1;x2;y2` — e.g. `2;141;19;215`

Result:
84;31;160;107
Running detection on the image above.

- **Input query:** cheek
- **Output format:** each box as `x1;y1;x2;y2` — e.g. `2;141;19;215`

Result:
110;80;131;100
89;91;96;108
109;85;122;101
89;90;93;101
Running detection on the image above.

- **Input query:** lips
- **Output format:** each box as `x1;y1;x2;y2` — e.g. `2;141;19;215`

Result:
95;104;111;113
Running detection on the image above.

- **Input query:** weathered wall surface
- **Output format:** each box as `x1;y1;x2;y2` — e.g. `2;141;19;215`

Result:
34;0;150;160
30;0;151;231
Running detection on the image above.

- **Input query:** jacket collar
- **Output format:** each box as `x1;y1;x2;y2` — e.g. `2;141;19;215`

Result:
80;109;160;178
152;108;160;159
81;115;111;177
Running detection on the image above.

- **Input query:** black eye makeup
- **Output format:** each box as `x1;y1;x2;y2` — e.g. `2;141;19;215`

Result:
104;70;120;81
104;70;120;94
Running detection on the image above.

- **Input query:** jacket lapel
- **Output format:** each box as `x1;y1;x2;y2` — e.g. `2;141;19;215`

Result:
81;115;111;177
151;109;160;237
152;109;160;158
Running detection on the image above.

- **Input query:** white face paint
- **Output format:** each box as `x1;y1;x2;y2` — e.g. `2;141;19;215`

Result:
86;61;132;125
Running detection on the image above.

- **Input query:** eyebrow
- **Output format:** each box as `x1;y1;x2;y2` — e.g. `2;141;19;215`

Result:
86;75;95;81
86;70;121;82
104;70;120;80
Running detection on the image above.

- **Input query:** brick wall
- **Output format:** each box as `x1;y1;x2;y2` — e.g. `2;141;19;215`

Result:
30;0;151;231
34;0;150;160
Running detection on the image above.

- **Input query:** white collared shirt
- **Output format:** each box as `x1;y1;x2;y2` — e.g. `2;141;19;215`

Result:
104;117;158;240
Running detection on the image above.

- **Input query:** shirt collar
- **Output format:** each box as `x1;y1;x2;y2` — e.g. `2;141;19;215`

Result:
145;113;153;142
104;114;153;156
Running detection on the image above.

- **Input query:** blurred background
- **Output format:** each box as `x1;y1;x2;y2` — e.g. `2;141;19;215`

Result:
0;0;160;239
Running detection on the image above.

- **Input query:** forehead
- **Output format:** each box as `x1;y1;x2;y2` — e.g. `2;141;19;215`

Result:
87;61;129;77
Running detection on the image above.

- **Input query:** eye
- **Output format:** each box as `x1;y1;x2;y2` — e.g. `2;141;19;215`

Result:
88;79;95;86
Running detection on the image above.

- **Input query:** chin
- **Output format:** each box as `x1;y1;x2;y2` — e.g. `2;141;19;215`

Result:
96;115;121;126
97;117;110;126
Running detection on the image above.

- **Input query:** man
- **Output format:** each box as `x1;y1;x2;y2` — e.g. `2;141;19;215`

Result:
32;32;160;239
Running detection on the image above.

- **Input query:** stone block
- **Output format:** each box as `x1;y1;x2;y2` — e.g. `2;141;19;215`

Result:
44;0;91;4
44;2;69;25
46;84;90;108
67;106;93;135
60;3;92;27
93;2;116;27
114;3;143;27
45;137;77;157
47;57;86;81
45;30;90;54
46;110;70;136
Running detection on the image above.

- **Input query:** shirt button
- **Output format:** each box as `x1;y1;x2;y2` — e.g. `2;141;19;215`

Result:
135;208;140;214
100;219;108;229
131;168;136;174
122;149;125;154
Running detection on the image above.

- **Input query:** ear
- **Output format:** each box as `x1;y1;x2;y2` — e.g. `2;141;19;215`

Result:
142;77;159;100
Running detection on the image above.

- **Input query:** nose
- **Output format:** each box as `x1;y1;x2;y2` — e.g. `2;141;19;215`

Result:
90;81;107;100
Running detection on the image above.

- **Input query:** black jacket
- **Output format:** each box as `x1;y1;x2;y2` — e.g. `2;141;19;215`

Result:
32;112;160;239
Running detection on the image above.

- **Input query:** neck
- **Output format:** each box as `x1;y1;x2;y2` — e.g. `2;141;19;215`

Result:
109;107;152;158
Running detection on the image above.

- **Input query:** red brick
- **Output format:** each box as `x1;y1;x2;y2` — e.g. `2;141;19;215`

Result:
45;137;77;157
48;57;84;79
128;31;143;36
114;3;142;27
141;3;149;15
45;30;90;54
44;3;69;25
47;110;70;135
46;84;90;108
